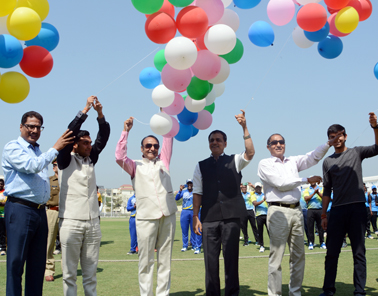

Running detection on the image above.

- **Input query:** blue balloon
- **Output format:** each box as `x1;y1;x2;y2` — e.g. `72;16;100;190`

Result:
191;126;199;137
248;21;274;47
234;0;261;9
174;123;192;142
177;107;198;125
318;35;343;59
304;22;330;42
139;67;161;89
25;23;60;52
0;34;23;69
374;63;378;80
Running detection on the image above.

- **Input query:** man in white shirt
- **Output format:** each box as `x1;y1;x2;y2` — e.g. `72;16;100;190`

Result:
258;133;342;296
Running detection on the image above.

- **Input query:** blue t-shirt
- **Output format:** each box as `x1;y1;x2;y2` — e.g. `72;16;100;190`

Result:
251;192;268;216
242;191;254;211
127;195;136;217
365;192;370;208
300;188;307;210
371;193;378;212
175;189;193;210
303;186;323;210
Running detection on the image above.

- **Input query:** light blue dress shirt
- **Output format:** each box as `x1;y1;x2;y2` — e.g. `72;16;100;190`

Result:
2;136;58;204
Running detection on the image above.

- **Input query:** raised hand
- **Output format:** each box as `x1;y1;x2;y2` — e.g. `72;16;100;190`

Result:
369;112;377;127
93;98;103;118
235;109;247;128
53;130;75;151
328;130;345;147
124;117;134;132
307;176;322;184
180;185;185;191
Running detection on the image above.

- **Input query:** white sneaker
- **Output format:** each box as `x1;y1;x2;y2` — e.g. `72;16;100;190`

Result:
308;243;314;250
53;250;61;255
259;246;265;253
181;247;187;252
320;243;327;249
194;248;201;254
0;251;6;256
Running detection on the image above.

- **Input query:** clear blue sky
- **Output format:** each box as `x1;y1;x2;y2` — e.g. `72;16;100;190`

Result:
1;1;377;189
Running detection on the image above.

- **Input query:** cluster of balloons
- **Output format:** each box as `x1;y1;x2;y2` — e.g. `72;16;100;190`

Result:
0;0;59;104
133;0;244;142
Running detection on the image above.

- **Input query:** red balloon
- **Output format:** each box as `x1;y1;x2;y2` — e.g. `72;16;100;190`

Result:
328;13;350;37
19;46;53;78
297;3;327;32
176;6;208;38
348;0;372;21
196;27;211;50
327;6;340;14
145;12;177;44
146;0;175;18
324;0;349;10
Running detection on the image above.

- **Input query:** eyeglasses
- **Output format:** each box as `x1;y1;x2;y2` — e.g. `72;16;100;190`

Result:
269;140;285;146
144;144;159;149
23;124;44;131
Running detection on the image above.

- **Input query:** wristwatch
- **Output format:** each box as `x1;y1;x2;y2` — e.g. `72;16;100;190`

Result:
243;134;251;140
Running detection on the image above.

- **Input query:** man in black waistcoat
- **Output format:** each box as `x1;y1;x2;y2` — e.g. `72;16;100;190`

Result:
192;110;255;296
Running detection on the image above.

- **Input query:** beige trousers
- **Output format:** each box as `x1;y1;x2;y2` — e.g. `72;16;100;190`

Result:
267;205;305;296
59;218;101;296
45;208;59;276
136;213;176;296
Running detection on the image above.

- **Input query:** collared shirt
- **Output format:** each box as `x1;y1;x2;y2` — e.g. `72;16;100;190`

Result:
303;186;323;209
2;136;58;204
251;192;268;216
257;143;329;204
242;191;254;211
175;189;193;210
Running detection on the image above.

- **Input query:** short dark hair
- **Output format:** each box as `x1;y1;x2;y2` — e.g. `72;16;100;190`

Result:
141;135;159;147
327;124;346;138
0;179;4;184
267;133;285;145
21;111;43;126
208;130;227;142
74;130;90;143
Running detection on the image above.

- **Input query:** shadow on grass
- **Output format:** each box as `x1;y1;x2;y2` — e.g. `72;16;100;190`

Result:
53;268;104;280
170;288;204;295
170;286;268;295
300;283;378;296
100;241;114;247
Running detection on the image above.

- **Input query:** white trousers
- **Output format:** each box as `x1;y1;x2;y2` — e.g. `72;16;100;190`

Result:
45;208;59;276
59;218;102;296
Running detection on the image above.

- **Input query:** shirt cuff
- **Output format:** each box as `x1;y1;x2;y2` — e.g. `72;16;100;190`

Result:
76;111;88;120
97;116;106;124
301;177;308;183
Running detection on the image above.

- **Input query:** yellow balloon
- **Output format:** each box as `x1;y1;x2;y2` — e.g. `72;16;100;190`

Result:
16;0;50;21
335;7;359;34
0;0;17;17
7;7;41;41
0;72;30;104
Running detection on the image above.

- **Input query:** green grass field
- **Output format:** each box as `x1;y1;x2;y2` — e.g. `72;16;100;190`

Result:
1;217;378;295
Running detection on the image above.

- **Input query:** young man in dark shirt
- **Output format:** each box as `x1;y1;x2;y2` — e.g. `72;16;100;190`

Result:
319;112;378;296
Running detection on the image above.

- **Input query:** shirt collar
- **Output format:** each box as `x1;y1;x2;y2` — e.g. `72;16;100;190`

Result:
18;136;39;149
211;153;225;158
270;155;288;163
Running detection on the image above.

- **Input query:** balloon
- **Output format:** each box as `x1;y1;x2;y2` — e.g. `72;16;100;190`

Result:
221;0;233;7
213;83;225;97
292;27;314;48
16;0;49;21
205;89;216;106
348;0;372;21
154;49;167;72
0;71;30;104
196;0;224;25
234;0;261;9
152;84;175;107
161;64;192;91
185;96;206;112
24;23;59;51
146;0;175;18
176;6;208;38
150;112;173;135
177;107;198;125
139;67;161;89
219;38;243;64
191;126;199;137
19;45;53;78
174;122;192;142
191;50;221;80
374;62;378;80
145;12;176;44
204;103;215;114
204;24;236;55
0;16;9;35
0;34;24;68
163;116;179;138
214;9;240;32
187;76;211;100
196;30;209;50
168;0;194;7
267;0;295;26
335;7;359;34
248;21;274;47
165;36;198;70
327;6;340;14
132;0;164;14
304;22;329;42
318;35;343;59
208;57;230;84
324;0;349;10
193;110;212;130
0;0;17;17
7;7;42;41
328;13;350;37
297;3;327;32
163;93;185;115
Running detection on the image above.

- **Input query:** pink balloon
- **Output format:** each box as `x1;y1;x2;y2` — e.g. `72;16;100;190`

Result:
267;0;295;26
163;93;185;115
191;50;221;80
161;64;192;91
328;13;350;37
193;110;212;130
163;116;179;138
196;0;224;25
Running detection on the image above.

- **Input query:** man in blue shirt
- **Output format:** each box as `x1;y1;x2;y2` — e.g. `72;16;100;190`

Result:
251;182;269;252
2;111;73;296
364;184;373;239
240;183;259;246
370;185;378;235
126;194;138;255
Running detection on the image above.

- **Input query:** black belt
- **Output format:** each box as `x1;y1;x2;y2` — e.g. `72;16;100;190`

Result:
8;196;46;209
269;202;300;209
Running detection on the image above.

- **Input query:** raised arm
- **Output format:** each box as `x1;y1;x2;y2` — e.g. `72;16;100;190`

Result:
369;112;378;145
115;117;136;178
160;136;173;171
175;185;185;201
235;109;255;161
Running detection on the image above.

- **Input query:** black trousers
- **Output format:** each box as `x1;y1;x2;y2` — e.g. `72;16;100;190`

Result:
365;207;371;236
256;215;269;247
307;208;324;245
203;218;240;296
0;217;6;250
371;211;377;232
240;210;258;243
323;203;366;296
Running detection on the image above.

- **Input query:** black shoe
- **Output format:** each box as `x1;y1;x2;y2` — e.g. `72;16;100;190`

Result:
243;242;248;246
127;251;138;255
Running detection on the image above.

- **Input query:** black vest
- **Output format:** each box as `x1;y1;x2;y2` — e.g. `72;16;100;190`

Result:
199;154;247;222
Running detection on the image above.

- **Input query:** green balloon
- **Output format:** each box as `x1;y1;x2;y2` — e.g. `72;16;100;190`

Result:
220;38;244;64
187;76;210;101
182;94;187;100
168;0;194;7
131;0;164;14
209;83;213;92
154;49;167;72
204;103;215;114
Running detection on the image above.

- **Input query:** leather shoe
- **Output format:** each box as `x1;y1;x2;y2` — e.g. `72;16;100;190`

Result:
45;275;54;282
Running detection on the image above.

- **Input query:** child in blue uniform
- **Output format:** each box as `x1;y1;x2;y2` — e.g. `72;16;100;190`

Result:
126;194;138;255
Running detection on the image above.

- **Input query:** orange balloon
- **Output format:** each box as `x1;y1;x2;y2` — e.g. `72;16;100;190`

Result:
145;12;176;44
297;3;327;32
176;6;208;38
19;46;53;78
146;0;175;18
348;0;372;21
325;0;349;10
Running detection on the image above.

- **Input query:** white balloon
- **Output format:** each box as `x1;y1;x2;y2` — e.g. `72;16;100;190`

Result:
296;0;321;4
185;96;206;112
165;37;198;70
221;0;233;7
0;16;9;35
292;26;314;49
204;24;236;55
208;57;230;84
205;89;216;106
214;9;240;32
213;83;225;97
150;112;173;135
152;85;175;107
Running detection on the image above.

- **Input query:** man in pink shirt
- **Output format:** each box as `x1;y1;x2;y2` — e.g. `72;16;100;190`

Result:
115;117;177;296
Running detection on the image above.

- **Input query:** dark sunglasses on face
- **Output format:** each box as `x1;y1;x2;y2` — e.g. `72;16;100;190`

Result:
144;144;159;149
23;124;44;131
269;140;285;146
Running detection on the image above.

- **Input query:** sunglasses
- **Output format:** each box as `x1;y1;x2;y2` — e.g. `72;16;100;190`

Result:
23;124;44;131
144;144;159;149
269;140;285;146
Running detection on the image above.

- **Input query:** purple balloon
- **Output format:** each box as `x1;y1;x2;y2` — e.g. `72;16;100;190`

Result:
161;64;192;92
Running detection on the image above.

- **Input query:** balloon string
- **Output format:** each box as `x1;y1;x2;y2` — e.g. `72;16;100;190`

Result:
95;46;160;96
243;32;293;110
133;117;149;126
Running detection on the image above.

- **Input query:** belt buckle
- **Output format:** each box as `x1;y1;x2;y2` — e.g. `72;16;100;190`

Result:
37;204;43;209
289;204;295;208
